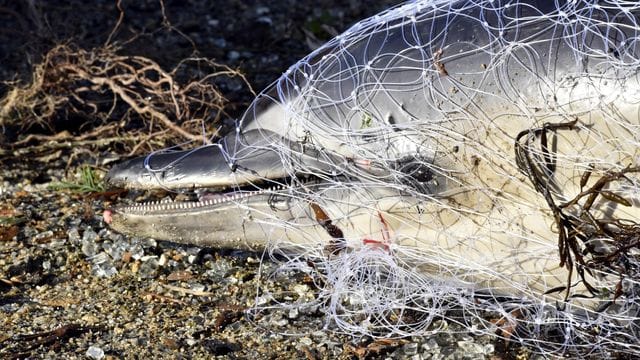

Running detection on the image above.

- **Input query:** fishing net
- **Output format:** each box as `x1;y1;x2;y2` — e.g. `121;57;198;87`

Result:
142;0;640;356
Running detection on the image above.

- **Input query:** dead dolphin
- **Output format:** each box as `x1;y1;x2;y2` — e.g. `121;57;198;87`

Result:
105;0;640;354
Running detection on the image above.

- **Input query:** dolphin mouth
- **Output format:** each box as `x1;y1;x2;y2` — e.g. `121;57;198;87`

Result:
102;133;330;248
102;176;298;249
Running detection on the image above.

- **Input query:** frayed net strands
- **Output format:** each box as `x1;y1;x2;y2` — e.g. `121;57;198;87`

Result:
108;0;640;357
245;0;640;356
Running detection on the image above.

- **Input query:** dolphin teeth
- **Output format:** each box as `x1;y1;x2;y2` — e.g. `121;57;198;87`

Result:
119;186;283;214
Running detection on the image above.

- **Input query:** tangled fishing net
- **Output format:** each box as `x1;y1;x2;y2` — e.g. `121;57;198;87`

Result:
142;0;640;357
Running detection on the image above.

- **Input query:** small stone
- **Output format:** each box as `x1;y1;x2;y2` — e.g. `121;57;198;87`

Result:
82;240;99;257
81;314;100;325
254;294;273;306
228;51;240;61
67;227;81;244
128;244;144;260
288;308;299;319
271;318;288;326
255;6;270;15
138;257;159;279
158;254;168;267
292;284;309;297
106;230;124;243
311;331;327;340
86;345;104;359
33;230;54;242
139;237;156;248
421;338;438;351
103;241;125;260
257;16;272;26
269;312;288;327
82;228;99;243
483;344;495;355
0;303;19;313
212;37;226;48
306;306;323;316
162;337;179;349
457;340;483;356
190;283;206;292
299;337;313;346
403;342;418;356
90;252;117;277
185;338;198;346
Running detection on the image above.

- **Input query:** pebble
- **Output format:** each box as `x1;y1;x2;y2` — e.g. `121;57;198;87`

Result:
288;308;299;319
67;227;81;243
138;257;159;279
404;341;419;355
228;51;240;61
255;6;270;15
83;228;99;243
86;345;104;359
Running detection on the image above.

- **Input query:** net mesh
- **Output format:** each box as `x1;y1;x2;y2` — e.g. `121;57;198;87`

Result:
150;0;640;356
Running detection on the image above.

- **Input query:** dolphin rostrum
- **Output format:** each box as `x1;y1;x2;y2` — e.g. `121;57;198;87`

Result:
105;0;640;354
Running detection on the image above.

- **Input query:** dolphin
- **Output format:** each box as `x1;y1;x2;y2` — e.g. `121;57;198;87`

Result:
104;0;640;352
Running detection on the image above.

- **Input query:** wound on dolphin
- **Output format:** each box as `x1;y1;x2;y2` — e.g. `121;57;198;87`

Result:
104;0;640;357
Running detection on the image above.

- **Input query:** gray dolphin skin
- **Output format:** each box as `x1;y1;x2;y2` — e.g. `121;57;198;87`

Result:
105;0;640;354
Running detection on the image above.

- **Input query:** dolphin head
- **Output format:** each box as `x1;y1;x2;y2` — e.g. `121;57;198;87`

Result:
103;86;447;250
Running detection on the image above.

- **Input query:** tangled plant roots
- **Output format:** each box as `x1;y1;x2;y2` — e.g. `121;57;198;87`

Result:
0;44;249;153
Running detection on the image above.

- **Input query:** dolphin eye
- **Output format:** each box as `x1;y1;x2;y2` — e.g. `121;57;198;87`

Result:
399;161;433;182
395;156;438;193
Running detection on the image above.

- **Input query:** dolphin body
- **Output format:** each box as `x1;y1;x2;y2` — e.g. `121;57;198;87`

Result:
105;0;640;353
